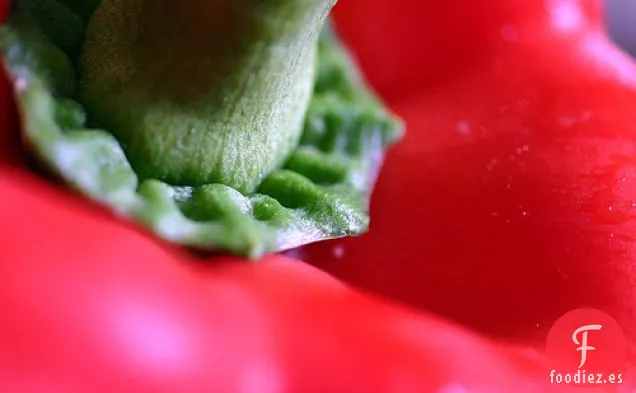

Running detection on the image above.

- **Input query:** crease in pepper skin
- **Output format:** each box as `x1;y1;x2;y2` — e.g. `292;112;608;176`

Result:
0;0;403;257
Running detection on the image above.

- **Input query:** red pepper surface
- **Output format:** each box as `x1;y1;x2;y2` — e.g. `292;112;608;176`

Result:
303;0;636;353
1;169;600;393
0;1;635;393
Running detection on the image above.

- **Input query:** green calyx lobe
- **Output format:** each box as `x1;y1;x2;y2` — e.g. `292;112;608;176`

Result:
79;0;335;193
1;0;403;257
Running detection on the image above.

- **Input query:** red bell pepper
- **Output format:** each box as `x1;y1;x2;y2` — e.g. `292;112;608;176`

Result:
1;0;635;392
0;168;614;393
303;0;636;353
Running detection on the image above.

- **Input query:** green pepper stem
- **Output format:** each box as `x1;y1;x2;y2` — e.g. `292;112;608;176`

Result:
79;0;336;193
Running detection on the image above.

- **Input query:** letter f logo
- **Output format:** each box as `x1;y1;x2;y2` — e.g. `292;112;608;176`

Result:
573;324;602;368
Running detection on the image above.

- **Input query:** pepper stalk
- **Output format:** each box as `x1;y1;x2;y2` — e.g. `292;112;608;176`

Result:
79;0;337;193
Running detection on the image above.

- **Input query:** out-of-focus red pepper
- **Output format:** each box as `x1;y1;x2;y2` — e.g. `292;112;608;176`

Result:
303;0;636;353
0;169;597;393
1;0;635;392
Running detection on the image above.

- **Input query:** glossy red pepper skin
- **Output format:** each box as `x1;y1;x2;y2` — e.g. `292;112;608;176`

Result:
0;168;595;393
1;0;635;392
302;0;636;353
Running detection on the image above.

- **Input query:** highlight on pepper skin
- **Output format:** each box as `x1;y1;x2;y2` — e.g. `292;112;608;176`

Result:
1;0;636;393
